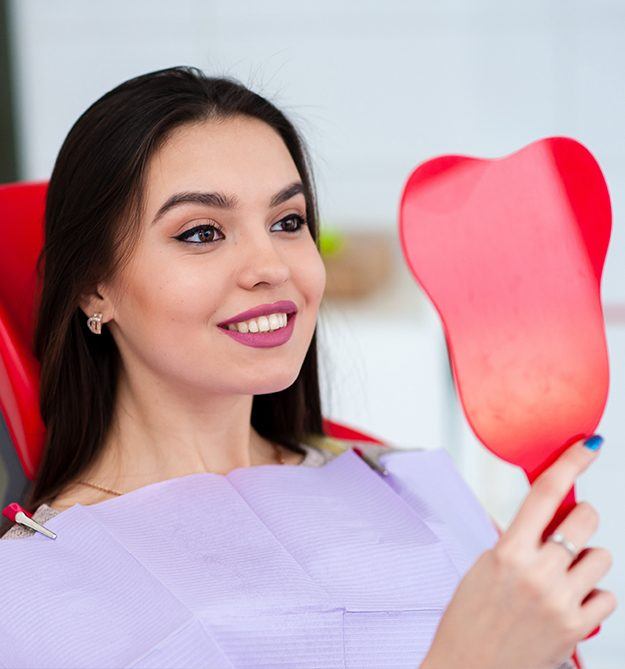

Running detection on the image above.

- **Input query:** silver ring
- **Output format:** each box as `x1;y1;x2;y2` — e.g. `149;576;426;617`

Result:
545;532;578;559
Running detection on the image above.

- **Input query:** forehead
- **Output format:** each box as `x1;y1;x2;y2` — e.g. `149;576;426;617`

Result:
143;115;299;210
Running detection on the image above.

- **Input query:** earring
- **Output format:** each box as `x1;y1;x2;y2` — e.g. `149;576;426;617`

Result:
86;312;103;335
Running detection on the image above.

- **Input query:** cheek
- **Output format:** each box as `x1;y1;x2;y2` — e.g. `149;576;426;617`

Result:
116;251;226;336
112;258;230;380
298;247;327;307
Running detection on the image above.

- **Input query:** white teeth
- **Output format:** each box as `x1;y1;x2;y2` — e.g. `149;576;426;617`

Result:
226;312;291;333
268;314;281;330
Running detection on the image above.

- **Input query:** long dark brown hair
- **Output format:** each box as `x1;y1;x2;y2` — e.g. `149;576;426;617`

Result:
5;65;327;526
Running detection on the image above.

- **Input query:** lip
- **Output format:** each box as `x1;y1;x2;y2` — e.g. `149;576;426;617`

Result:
218;312;297;348
217;300;298;327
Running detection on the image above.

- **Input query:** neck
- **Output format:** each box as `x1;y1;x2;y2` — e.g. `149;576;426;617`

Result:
63;366;306;501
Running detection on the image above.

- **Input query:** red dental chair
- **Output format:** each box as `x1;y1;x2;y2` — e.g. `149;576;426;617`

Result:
0;180;583;669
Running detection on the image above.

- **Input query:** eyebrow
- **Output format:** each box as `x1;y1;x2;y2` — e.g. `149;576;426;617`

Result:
151;181;305;225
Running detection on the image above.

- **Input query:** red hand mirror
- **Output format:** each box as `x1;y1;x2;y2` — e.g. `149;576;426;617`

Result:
398;137;611;639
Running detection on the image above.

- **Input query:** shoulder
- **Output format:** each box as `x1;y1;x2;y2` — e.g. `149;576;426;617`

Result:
1;503;61;540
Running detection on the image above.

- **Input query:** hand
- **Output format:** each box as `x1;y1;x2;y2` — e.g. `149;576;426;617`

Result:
422;436;617;669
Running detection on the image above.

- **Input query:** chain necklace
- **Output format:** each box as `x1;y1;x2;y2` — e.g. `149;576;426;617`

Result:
76;441;287;497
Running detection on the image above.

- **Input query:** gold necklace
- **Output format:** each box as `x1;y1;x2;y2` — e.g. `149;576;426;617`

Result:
76;441;287;497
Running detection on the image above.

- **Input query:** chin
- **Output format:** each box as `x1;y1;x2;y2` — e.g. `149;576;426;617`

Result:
248;370;301;395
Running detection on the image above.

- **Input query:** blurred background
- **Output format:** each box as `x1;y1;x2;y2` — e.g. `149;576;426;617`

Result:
1;1;623;665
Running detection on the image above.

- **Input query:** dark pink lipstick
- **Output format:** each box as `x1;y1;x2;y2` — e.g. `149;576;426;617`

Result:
217;300;298;349
218;312;297;348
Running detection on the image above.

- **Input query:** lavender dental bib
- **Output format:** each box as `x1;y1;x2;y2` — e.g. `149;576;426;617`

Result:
0;447;499;668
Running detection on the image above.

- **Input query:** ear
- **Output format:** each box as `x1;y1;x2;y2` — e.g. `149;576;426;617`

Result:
78;282;114;324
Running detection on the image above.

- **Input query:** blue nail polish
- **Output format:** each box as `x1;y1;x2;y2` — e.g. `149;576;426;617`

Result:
583;434;604;451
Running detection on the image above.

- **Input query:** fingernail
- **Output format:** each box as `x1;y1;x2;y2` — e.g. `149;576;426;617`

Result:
583;434;604;451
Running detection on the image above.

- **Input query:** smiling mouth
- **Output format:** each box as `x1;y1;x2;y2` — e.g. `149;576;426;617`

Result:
217;311;297;332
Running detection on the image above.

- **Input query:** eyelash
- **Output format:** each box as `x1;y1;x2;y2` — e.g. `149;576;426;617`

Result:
175;214;308;246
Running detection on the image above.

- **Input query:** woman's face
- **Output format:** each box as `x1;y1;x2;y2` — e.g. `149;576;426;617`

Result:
98;115;326;396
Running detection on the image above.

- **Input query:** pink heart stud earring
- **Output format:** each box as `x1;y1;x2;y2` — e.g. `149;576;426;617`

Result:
86;312;103;334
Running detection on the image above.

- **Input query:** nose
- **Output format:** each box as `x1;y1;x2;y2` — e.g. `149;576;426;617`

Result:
237;225;291;287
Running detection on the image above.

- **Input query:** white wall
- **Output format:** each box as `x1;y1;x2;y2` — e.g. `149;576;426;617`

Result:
8;1;625;665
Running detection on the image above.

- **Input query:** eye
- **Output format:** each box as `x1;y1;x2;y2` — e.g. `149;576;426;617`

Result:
174;222;225;245
270;214;307;234
174;214;307;246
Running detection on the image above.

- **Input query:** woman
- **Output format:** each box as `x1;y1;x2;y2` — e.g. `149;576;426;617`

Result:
0;66;615;668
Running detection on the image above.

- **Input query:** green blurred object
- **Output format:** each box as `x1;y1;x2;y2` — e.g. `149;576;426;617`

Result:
319;225;345;257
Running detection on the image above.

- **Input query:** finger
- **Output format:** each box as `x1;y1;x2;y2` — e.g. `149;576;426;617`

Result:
567;547;613;601
579;588;618;637
505;436;602;547
539;501;599;568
